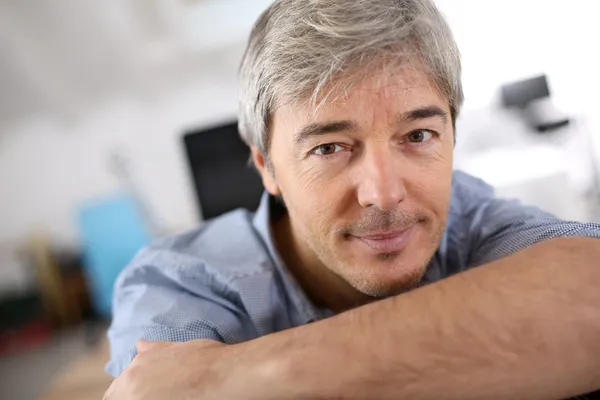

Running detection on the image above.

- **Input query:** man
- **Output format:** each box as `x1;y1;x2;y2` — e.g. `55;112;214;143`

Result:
104;0;600;398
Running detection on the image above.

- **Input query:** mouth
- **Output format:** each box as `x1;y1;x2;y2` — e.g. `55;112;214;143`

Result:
350;226;414;253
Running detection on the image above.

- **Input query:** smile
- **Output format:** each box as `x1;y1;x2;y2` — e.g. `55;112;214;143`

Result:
352;226;414;253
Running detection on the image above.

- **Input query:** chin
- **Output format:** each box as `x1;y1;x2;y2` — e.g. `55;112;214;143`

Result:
347;261;428;298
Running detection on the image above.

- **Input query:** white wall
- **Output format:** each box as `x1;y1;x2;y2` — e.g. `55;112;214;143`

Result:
438;0;600;220
0;0;270;246
437;0;600;113
1;0;599;247
0;44;245;245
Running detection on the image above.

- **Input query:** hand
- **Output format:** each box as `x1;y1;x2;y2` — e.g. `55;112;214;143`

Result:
103;339;279;400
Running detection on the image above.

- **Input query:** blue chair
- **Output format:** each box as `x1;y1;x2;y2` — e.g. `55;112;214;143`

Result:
78;194;151;317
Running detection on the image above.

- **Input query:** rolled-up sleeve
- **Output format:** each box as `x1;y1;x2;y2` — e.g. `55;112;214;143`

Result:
105;248;257;377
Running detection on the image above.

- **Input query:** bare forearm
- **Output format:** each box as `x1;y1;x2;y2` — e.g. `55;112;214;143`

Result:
257;237;600;399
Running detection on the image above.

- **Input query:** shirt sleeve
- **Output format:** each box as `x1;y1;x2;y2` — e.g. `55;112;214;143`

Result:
105;247;257;377
467;193;600;267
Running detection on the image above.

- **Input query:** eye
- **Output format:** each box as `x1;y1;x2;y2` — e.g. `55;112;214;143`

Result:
406;130;434;143
312;143;345;156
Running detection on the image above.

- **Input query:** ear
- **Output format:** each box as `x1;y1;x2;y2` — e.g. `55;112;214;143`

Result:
251;146;281;196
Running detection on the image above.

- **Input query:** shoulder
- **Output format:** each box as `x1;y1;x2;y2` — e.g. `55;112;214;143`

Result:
446;171;600;267
450;171;495;209
449;170;555;224
117;208;274;293
448;170;547;222
447;170;557;242
444;171;498;240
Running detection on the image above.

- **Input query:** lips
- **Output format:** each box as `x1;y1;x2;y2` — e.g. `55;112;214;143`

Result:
353;227;414;253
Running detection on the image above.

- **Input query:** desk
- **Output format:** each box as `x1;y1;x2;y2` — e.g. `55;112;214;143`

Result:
38;337;111;400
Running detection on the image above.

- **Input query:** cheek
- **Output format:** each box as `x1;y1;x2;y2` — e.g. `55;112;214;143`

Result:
415;136;453;165
290;160;348;202
295;163;326;193
414;139;453;176
407;154;453;212
409;176;448;204
285;165;350;230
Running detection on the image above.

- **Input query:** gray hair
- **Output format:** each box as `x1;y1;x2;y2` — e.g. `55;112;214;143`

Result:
238;0;463;155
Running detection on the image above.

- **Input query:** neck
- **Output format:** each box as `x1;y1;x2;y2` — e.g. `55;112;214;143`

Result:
273;214;375;313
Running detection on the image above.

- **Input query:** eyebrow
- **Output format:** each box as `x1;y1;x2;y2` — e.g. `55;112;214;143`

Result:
293;120;358;145
400;105;449;124
293;105;448;145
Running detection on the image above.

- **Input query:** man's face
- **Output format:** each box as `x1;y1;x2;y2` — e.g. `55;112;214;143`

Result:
256;66;454;297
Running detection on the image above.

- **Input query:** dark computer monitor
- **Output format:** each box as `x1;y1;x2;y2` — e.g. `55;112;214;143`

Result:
501;75;550;108
183;121;264;220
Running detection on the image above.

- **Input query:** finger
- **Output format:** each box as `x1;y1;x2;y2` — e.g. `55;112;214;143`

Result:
103;380;115;400
136;339;173;353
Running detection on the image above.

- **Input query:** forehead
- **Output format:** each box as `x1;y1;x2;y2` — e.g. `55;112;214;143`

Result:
274;65;448;127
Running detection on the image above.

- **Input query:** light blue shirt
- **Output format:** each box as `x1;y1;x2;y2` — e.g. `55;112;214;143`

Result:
106;171;600;377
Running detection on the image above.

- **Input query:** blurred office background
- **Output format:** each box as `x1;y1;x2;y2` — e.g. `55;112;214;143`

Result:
1;1;599;399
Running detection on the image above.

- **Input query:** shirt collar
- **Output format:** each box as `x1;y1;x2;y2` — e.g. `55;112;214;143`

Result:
252;192;333;324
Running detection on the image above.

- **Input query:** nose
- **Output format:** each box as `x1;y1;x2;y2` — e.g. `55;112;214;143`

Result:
357;148;407;212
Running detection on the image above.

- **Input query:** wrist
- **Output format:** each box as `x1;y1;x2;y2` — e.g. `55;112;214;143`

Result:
249;326;337;399
251;317;373;399
240;333;306;399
